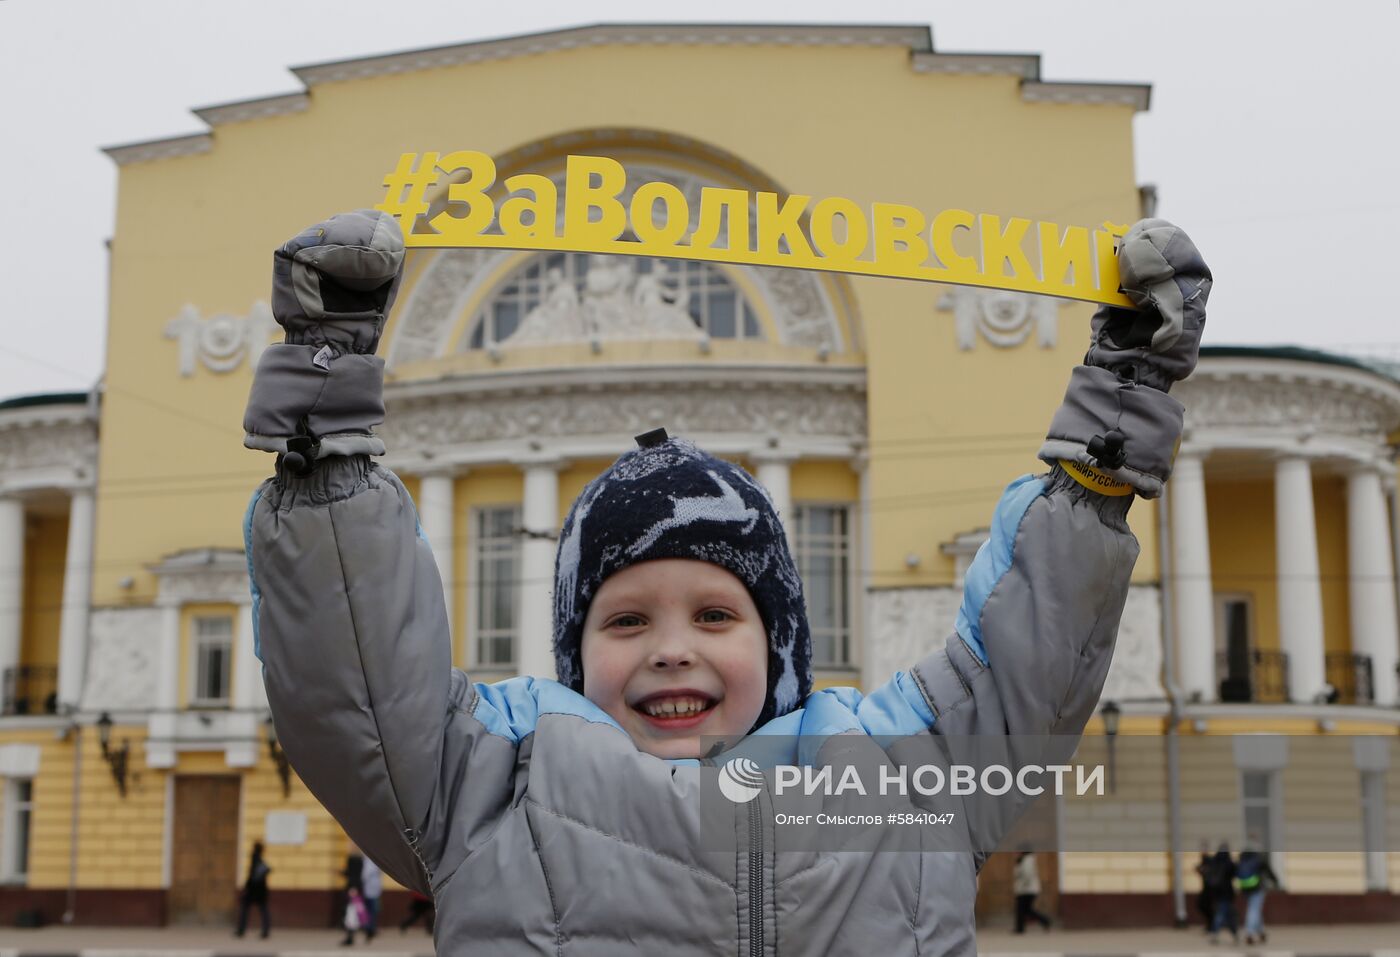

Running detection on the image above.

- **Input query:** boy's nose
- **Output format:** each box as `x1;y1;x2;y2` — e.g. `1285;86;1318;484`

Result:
648;627;696;669
649;647;694;670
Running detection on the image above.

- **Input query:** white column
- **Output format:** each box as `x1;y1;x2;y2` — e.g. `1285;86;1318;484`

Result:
753;453;795;551
231;601;266;711
517;460;563;680
1275;456;1327;703
1168;453;1216;701
0;498;23;703
1347;466;1400;706
226;601;264;768
146;601;182;768
418;471;457;643
56;489;94;711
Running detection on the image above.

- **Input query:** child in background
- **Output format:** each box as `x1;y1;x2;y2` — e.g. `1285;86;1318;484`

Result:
244;209;1208;955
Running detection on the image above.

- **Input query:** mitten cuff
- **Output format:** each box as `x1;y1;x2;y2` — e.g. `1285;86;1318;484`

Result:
1038;364;1184;499
243;344;386;456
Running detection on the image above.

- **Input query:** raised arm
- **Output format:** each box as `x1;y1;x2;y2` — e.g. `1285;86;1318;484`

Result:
907;220;1211;850
241;211;515;893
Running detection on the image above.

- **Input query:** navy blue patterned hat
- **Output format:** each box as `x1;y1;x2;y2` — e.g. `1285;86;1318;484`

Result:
552;431;812;726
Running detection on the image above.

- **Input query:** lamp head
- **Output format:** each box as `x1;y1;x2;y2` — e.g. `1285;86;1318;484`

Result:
1101;700;1122;737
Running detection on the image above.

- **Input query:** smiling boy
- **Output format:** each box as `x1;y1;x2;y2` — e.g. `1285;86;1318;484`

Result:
580;556;769;760
243;209;1209;954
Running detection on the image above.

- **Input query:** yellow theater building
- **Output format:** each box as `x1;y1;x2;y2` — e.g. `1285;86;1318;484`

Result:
0;22;1396;930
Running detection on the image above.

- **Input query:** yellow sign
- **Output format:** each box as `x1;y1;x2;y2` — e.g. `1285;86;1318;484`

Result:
376;151;1133;307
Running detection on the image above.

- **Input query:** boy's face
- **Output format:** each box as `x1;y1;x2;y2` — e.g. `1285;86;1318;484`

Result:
580;558;768;760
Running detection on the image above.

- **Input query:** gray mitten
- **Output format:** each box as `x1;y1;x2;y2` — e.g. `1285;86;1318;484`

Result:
1039;219;1212;498
243;209;405;473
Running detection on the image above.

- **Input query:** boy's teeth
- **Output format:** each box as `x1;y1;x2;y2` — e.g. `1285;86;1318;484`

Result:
644;696;708;717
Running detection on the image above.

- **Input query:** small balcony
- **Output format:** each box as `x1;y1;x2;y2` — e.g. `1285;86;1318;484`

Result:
1323;652;1374;705
1216;649;1290;703
1;665;58;716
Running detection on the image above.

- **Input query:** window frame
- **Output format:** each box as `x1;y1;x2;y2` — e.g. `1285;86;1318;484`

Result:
792;501;854;670
467;252;762;350
1238;768;1284;857
188;614;234;709
0;777;33;885
468;504;522;672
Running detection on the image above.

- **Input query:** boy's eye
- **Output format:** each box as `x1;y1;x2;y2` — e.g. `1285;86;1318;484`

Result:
697;609;732;624
609;614;645;628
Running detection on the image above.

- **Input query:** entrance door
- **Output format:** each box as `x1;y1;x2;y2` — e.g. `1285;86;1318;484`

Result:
170;776;241;925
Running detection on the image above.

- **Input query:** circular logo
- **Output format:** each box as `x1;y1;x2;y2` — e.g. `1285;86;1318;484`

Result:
717;757;765;803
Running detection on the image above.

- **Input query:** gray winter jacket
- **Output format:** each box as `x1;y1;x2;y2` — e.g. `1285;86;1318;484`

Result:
244;447;1140;955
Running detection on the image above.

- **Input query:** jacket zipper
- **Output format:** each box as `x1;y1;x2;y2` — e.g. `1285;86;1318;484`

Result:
748;794;763;955
705;753;765;953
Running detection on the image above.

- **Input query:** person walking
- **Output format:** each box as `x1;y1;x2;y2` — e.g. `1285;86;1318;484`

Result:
1238;836;1282;945
1194;840;1215;931
1012;850;1052;933
234;841;272;939
1206;843;1239;944
360;853;383;941
339;848;365;947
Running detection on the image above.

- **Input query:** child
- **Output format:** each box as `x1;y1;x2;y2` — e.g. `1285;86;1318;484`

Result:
243;209;1209;954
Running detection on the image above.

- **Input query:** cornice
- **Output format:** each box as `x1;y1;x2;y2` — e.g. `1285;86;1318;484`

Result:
0;405;99;494
1180;356;1400;432
291;24;933;85
102;22;1151;166
1021;80;1151;111
149;548;251;607
191;92;310;127
102;132;213;167
0;400;95;433
379;363;867;469
385;362;865;403
910;51;1039;79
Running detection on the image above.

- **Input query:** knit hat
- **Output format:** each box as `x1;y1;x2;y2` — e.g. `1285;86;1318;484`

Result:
552;430;813;727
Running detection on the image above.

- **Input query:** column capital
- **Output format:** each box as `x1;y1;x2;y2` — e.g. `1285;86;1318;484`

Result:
512;455;569;472
416;464;465;481
1341;458;1392;480
750;448;800;466
1270;448;1323;466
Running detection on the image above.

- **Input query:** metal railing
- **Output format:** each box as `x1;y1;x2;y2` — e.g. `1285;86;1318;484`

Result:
1216;650;1290;703
1;665;59;715
1324;652;1374;705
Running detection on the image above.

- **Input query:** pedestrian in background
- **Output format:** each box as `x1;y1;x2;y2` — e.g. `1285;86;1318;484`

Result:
234;841;271;940
339;847;365;947
1238;834;1282;945
1194;840;1214;931
1207;843;1239;944
1012;850;1052;933
360;852;383;941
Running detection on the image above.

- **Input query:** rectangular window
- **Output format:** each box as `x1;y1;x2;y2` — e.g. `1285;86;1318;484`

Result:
1361;770;1388;890
1240;770;1279;851
793;504;851;669
473;506;521;669
2;779;33;883
191;615;233;706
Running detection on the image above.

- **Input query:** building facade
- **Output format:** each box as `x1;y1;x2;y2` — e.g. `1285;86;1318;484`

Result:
0;23;1396;930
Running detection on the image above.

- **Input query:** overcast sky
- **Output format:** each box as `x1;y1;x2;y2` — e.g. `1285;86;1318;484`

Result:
2;0;1397;402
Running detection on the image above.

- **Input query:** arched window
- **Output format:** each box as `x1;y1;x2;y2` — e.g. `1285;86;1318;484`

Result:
467;252;761;350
